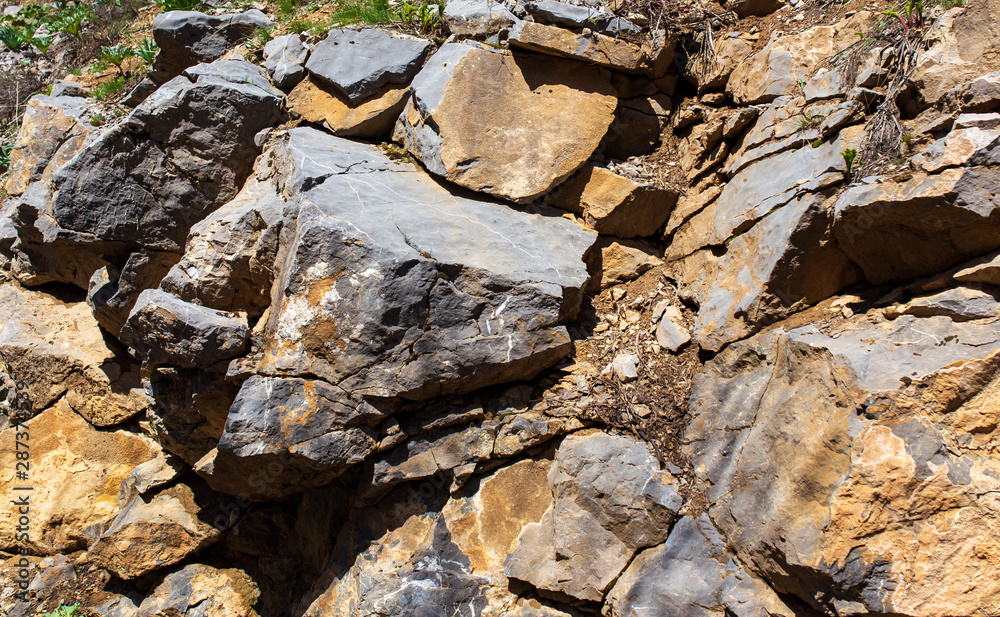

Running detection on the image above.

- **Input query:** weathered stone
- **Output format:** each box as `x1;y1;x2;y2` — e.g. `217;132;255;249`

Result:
444;0;518;35
904;0;1000;112
50;80;90;98
655;303;690;351
146;366;239;465
136;564;259;617
954;249;1000;285
305;28;431;104
158;175;282;316
88;251;181;337
0;401;160;554
671;192;860;351
151;10;273;84
254;127;595;399
588;237;661;289
550;166;677;238
88;482;228;579
685;311;1000;615
196;375;382;500
911;126;1000;172
723;0;784;17
669;128;859;261
524;0;611;28
302;460;555;616
833;167;1000;284
505;430;681;602
3;95;92;197
606;515;796;617
119;289;249;367
611;353;640;381
728;12;872;104
892;286;1000;321
287;77;409;139
955;112;1000;130
395;44;617;203
0;282;148;425
263;33;308;88
508;21;672;76
684;34;754;93
117;452;187;507
44;61;282;264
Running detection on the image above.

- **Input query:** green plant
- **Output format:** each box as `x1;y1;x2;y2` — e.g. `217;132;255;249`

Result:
135;38;159;64
53;6;90;38
89;76;127;101
328;0;398;26
0;25;26;51
811;138;824;148
90;113;105;126
99;44;135;75
841;148;858;182
67;66;83;76
31;35;53;56
285;18;318;33
42;604;81;617
399;0;444;32
157;0;202;11
0;142;12;171
883;0;925;30
797;112;825;131
242;26;272;54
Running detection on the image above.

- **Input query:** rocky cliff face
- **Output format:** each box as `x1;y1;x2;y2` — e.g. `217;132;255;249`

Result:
3;0;1000;615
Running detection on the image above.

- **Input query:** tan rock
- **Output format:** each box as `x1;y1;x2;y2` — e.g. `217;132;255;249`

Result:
550;166;677;238
287;77;409;139
0;283;148;426
0;401;160;554
954;250;1000;285
396;44;617;203
587;237;661;289
911;127;1000;173
4;95;92;197
137;564;259;617
727;11;873;104
508;21;673;76
88;483;225;579
684;34;754;93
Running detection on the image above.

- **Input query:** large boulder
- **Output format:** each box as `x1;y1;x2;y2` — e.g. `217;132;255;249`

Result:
151;10;273;84
304;28;431;104
504;430;681;602
685;307;1000;615
394;44;617;203
833;166;1000;285
0;283;147;426
287;77;410;139
3;95;93;197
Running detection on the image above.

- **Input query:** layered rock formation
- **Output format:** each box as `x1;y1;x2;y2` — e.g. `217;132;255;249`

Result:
3;0;1000;615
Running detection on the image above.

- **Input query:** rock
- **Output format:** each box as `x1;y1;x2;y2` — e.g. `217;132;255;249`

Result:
508;21;673;76
550;166;677;238
136;564;259;617
588;238;661;290
88;482;228;579
505;430;681;602
606;515;796;617
195;376;381;500
158;175;282;316
443;0;518;35
0;401;161;554
395;44;617;203
304;29;431;104
954;249;1000;284
88;251;181;337
955;112;1000;130
146;366;239;465
685;311;1000;614
668;127;859;261
43;61;283;264
151;10;273;84
611;353;640;381
671;192;860;351
655;304;690;351
602;94;672;160
117;452;187;507
3;95;92;197
0;282;148;425
287;77;409;139
723;0;784;17
904;0;1000;112
684;34;754;93
727;12;872;104
911;127;1000;172
119;289;249;368
524;0;611;28
833;167;1000;284
49;80;90;98
254;127;594;399
892;286;1000;321
262;33;308;89
302;460;555;616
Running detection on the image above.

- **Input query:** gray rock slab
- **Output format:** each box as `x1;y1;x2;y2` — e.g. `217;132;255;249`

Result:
151;9;273;84
444;0;518;35
263;33;309;89
305;29;431;104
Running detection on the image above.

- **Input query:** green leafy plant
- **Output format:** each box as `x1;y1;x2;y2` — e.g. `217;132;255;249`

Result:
841;148;858;182
0;25;27;51
883;0;925;30
99;44;135;75
0;142;12;171
328;0;398;26
90;113;105;126
399;0;444;32
42;604;81;617
31;35;53;56
157;0;202;11
135;37;159;63
53;6;90;38
89;76;127;100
